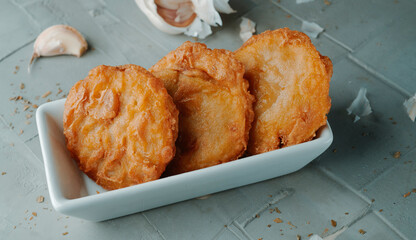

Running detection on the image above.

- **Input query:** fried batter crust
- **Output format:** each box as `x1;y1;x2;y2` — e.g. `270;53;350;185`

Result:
64;64;178;190
235;28;332;155
150;41;254;175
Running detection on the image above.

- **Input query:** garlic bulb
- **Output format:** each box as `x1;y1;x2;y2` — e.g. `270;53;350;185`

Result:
29;25;88;69
136;0;235;39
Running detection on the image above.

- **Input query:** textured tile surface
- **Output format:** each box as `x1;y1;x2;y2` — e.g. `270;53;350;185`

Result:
273;0;416;51
361;148;416;238
352;11;416;96
316;56;416;190
237;166;370;240
0;0;37;60
206;0;348;62
336;211;405;240
143;189;251;240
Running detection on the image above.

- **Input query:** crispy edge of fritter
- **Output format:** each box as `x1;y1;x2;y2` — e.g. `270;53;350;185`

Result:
235;28;332;155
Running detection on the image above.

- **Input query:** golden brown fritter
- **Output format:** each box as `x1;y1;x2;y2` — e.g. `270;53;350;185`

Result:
150;41;254;175
235;28;332;155
64;64;178;190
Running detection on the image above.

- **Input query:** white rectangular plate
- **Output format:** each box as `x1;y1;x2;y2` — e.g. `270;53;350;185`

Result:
36;98;333;222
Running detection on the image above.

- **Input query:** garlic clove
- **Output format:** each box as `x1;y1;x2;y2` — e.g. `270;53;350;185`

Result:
136;0;187;35
29;25;88;67
155;0;197;27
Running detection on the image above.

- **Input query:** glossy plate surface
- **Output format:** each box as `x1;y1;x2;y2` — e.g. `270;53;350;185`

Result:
36;99;333;221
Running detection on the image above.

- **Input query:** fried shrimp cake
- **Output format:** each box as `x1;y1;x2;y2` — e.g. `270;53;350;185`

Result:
150;41;254;175
64;64;178;190
235;28;332;155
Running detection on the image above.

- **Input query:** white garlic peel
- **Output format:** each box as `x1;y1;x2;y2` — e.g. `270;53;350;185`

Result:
213;0;236;14
29;25;88;68
347;87;372;123
308;235;323;240
301;20;324;39
185;18;212;38
403;93;416;122
136;0;235;39
296;0;315;4
192;0;222;26
239;17;256;42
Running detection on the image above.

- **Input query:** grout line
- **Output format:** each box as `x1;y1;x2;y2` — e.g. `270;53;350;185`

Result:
213;223;248;240
11;0;39;8
269;0;305;24
348;54;412;98
141;213;167;240
316;166;409;239
0;39;34;64
11;0;42;31
317;165;373;204
0;115;43;170
270;0;353;53
322;32;353;52
341;204;372;229
360;147;416;192
0;114;8;126
241;189;294;228
101;4;170;52
373;210;410;240
211;226;229;240
223;188;294;240
321;204;406;240
24;133;39;144
231;222;255;240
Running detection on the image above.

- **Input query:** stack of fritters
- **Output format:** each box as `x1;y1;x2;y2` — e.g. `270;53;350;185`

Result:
63;28;332;190
150;42;254;175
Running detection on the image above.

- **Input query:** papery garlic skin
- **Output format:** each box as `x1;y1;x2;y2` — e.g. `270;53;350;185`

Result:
30;25;88;66
301;21;324;39
404;94;416;122
184;18;212;38
347;88;372;122
213;0;236;14
192;0;222;26
296;0;315;4
239;17;256;42
136;0;235;39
